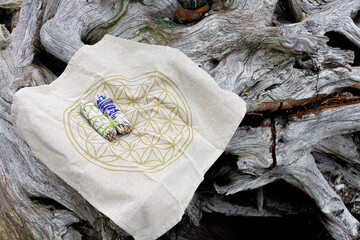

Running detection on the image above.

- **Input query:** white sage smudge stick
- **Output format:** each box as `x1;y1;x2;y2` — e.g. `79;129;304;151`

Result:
80;100;117;141
95;92;132;134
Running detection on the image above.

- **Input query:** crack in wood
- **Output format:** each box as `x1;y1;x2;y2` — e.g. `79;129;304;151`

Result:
269;116;277;169
253;91;360;122
30;196;67;211
287;93;360;118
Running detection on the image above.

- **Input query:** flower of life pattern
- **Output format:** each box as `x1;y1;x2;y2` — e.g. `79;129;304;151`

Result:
63;72;193;172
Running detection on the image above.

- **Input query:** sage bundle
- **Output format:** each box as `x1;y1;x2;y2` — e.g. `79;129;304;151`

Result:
95;93;132;134
80;100;117;141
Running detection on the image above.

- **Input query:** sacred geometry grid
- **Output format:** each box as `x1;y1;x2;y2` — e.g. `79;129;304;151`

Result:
63;72;193;172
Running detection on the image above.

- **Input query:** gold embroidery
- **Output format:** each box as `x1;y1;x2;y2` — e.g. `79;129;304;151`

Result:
63;72;193;172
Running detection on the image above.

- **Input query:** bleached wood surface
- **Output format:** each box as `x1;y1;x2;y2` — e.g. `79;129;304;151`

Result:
1;0;360;239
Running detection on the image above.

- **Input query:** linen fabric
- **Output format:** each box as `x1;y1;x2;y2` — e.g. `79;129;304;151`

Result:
12;34;246;240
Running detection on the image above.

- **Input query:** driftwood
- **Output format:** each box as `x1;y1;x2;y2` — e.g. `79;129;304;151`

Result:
1;0;360;239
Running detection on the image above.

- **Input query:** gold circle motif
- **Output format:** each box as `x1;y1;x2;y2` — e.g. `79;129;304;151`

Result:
63;72;193;172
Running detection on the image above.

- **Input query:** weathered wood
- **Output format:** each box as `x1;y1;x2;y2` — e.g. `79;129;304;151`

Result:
0;0;21;8
1;0;360;239
218;104;360;239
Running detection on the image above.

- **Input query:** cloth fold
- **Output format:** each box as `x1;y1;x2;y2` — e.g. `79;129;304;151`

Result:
11;34;246;240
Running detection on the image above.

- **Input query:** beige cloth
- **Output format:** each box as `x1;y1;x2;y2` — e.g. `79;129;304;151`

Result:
11;35;246;240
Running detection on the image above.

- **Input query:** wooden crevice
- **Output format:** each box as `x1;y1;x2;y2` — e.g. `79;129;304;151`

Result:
269;115;277;169
252;91;360;122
